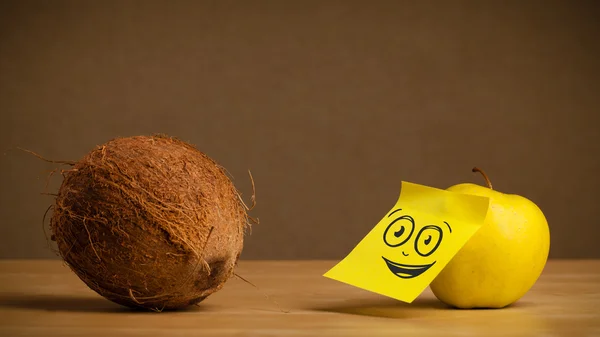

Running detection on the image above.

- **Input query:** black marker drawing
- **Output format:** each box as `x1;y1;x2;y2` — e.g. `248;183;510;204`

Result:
383;215;415;248
387;208;403;218
444;221;452;233
415;225;443;257
382;256;436;279
382;210;452;279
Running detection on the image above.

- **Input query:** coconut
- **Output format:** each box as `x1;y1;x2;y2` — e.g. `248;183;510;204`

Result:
48;134;252;311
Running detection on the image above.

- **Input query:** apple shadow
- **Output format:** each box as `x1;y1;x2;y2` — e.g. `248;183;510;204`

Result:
312;297;534;319
0;293;214;313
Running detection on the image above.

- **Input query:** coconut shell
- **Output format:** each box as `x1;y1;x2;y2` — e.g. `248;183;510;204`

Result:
49;134;249;311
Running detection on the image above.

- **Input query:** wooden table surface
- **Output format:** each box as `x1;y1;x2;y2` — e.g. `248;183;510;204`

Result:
0;259;598;337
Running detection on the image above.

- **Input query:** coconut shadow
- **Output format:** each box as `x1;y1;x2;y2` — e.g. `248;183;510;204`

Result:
0;293;216;313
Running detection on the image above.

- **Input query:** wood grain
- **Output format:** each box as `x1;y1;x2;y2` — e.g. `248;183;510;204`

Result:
0;260;598;336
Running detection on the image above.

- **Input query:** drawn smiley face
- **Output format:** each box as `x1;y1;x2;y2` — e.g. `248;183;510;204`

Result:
382;208;452;279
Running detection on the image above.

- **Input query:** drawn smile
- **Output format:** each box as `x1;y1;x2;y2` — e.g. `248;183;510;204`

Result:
382;256;436;279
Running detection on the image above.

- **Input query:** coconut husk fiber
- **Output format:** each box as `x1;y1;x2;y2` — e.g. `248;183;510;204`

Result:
47;134;252;311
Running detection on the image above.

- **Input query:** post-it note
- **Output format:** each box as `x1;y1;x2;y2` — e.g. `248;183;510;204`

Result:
323;181;490;303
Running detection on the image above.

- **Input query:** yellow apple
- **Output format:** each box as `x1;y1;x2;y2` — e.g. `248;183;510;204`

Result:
430;167;550;309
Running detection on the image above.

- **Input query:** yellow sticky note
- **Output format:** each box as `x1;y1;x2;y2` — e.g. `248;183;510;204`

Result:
324;181;490;303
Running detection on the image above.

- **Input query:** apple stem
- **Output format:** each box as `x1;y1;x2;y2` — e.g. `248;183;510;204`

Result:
472;167;493;189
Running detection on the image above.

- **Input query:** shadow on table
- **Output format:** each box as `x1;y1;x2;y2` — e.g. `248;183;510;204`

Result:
312;297;534;319
0;293;214;313
312;297;447;318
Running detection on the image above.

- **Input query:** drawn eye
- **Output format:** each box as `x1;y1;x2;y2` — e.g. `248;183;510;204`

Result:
415;225;443;257
383;215;415;247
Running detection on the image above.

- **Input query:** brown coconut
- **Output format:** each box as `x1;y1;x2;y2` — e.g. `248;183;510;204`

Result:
48;134;252;311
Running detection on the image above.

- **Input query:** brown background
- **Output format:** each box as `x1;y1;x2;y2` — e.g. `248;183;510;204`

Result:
1;0;598;260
